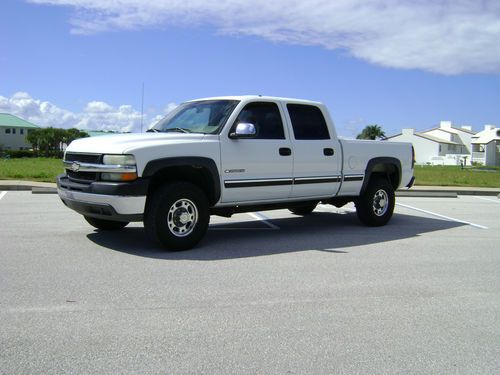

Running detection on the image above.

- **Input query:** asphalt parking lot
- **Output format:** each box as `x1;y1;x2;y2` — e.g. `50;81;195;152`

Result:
0;191;499;374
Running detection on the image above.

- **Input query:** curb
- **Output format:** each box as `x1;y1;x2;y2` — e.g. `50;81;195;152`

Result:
397;187;500;197
0;181;58;194
396;191;458;198
32;187;58;194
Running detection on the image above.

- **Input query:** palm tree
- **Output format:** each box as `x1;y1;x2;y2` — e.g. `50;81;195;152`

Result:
356;125;386;140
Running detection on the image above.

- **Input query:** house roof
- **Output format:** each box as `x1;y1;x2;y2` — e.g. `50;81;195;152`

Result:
471;128;500;144
423;126;476;135
85;130;119;137
384;133;402;139
451;126;475;134
415;133;459;145
0;113;40;129
385;131;460;145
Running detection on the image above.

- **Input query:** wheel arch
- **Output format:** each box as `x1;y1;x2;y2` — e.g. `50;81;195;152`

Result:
142;157;221;206
360;157;401;194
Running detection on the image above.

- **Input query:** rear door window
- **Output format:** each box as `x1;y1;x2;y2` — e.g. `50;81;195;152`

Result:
287;104;330;140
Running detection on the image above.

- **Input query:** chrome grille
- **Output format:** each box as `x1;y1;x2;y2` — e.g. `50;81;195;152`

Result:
64;153;102;183
65;153;101;163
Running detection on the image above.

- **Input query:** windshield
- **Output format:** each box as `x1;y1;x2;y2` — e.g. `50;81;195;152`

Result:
151;100;239;134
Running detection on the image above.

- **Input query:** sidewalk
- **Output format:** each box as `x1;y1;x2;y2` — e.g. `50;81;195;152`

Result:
0;180;498;197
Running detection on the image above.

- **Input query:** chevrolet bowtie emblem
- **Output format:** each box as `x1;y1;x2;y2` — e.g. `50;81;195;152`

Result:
71;162;80;172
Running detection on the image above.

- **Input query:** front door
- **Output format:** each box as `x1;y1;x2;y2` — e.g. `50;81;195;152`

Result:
220;101;293;203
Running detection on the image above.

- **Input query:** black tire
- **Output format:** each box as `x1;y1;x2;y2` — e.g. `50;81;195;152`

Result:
84;216;129;230
355;177;395;226
289;203;318;216
144;182;209;251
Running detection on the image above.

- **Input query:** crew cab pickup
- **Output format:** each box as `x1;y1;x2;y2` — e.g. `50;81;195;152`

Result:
57;96;415;250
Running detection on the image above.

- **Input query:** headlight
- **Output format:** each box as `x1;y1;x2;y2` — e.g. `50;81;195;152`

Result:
102;154;136;166
101;154;137;182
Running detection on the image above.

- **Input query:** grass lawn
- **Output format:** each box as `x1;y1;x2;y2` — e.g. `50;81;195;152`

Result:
414;165;500;187
0;158;499;188
0;158;63;183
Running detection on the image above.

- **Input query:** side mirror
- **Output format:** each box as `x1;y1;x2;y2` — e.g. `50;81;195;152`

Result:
229;123;256;139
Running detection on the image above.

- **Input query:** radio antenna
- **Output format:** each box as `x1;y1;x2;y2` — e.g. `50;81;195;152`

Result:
140;82;144;132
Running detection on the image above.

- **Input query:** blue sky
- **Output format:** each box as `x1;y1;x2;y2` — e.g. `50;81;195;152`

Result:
1;0;499;137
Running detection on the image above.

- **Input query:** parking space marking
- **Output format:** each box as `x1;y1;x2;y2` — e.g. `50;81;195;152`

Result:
210;226;277;231
472;196;500;204
209;212;280;231
317;204;355;213
0;191;7;201
396;202;488;229
247;212;280;230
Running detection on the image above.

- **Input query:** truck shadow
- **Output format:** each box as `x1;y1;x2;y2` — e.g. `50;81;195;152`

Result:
86;211;466;260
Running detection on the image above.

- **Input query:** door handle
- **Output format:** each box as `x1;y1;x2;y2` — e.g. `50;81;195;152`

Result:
324;148;334;156
279;147;292;156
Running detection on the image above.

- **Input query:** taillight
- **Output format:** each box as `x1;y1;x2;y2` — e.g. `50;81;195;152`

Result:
411;146;416;168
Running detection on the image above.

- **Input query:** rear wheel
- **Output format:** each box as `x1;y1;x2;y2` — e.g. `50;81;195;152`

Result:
144;182;209;251
84;216;129;230
289;202;318;216
355;177;395;226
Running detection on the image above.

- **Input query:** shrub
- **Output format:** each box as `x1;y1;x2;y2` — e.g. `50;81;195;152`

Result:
5;150;36;158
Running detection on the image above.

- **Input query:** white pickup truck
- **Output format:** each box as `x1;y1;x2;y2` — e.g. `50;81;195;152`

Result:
57;96;415;250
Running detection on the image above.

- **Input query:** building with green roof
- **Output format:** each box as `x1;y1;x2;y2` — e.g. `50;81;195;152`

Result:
0;113;40;150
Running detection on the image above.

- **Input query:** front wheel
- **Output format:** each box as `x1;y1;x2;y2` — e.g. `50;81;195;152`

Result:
144;182;209;251
84;216;129;230
355;177;395;226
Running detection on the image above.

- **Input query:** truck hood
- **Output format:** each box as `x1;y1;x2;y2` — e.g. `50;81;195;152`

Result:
66;133;206;154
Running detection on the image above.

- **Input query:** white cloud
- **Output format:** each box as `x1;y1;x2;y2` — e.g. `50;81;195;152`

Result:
147;103;178;129
28;0;500;74
0;92;175;132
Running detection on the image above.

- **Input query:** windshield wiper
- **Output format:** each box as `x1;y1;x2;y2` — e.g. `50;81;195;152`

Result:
146;128;160;133
164;127;192;133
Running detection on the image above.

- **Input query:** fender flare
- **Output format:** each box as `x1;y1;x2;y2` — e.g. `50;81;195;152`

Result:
142;157;221;204
360;157;402;194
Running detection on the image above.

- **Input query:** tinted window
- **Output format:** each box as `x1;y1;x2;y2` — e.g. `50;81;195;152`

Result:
233;102;285;139
287;104;330;140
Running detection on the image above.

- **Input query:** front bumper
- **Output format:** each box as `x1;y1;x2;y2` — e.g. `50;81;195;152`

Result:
57;174;147;222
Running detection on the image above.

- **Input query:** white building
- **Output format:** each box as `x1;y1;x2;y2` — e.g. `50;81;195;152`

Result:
471;125;500;166
0;113;40;150
385;121;475;165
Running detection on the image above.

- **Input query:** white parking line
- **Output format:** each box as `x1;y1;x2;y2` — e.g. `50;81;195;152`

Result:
396;202;488;229
0;191;7;201
209;212;280;231
472;196;500;204
247;212;280;230
317;204;355;213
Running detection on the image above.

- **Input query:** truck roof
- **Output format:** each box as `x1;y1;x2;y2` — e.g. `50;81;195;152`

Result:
187;95;323;106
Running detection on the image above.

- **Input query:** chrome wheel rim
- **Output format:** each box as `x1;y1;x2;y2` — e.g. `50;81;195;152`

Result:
167;199;198;237
373;189;388;216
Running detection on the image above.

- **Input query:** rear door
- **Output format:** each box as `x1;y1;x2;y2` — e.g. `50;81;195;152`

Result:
220;101;293;203
284;103;342;198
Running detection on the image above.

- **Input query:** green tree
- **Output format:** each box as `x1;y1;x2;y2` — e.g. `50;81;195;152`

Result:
26;128;41;155
26;127;89;157
356;124;386;140
64;128;89;146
